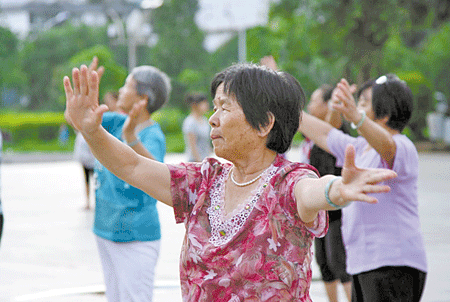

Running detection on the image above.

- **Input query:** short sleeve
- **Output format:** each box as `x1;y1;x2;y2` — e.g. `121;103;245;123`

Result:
167;158;221;224
392;135;419;176
139;125;166;163
101;112;127;133
275;163;328;237
327;128;358;167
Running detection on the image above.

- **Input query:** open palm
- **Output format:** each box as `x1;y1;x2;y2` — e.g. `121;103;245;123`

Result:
63;65;108;134
339;145;397;205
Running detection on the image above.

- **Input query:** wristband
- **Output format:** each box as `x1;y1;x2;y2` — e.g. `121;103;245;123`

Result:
325;176;347;209
351;110;366;129
126;139;139;147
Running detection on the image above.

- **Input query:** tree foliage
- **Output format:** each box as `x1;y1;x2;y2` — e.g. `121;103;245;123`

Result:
20;23;110;110
52;44;127;110
0;26;26;103
1;0;450;141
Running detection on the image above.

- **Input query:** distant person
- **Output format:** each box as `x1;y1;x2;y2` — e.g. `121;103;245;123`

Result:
0;131;4;246
103;91;119;113
73;131;96;210
67;57;171;302
299;75;427;302
308;84;352;302
64;62;396;301
182;93;212;162
58;124;69;145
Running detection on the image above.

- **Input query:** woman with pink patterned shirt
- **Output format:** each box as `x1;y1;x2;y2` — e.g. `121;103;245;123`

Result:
64;63;396;302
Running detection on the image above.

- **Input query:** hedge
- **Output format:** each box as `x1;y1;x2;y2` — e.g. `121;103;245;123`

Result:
0;108;187;153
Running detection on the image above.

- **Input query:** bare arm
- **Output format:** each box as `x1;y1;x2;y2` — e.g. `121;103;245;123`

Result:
298;111;334;153
325;108;343;129
295;145;397;223
64;65;173;207
333;79;397;168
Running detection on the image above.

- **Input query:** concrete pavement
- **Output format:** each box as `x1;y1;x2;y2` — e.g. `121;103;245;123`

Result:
0;149;449;301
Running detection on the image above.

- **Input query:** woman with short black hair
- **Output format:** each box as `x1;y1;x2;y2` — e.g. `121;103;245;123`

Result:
299;75;427;302
64;63;396;301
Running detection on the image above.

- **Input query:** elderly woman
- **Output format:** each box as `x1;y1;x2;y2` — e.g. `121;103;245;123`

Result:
77;58;171;302
64;63;396;302
299;75;427;302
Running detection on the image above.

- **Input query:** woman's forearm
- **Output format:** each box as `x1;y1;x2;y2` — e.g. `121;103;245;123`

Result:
298;111;333;153
354;116;397;168
83;126;173;206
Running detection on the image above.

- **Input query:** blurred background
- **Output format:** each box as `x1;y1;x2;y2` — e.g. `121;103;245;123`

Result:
1;0;450;155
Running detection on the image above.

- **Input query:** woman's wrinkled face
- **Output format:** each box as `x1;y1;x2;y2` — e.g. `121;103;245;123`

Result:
357;87;375;121
307;88;328;121
209;83;260;160
117;75;141;113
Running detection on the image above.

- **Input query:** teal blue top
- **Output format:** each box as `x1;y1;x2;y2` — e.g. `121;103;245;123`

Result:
93;112;165;242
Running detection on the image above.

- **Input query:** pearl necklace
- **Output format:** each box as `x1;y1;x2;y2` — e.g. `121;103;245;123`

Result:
230;167;266;187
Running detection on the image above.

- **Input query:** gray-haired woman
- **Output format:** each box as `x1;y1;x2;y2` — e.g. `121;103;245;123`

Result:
64;62;396;301
76;58;171;302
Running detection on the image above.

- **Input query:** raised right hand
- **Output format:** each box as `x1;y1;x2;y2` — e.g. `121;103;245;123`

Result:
63;65;109;135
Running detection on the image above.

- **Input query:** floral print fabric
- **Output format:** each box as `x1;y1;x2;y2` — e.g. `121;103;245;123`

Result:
167;154;328;302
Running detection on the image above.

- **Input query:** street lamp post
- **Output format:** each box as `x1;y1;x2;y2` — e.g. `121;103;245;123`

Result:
107;0;163;72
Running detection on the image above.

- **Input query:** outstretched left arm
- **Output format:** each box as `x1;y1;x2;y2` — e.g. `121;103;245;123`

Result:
295;144;397;224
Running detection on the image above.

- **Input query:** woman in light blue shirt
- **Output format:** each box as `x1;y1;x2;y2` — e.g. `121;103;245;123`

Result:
70;58;171;302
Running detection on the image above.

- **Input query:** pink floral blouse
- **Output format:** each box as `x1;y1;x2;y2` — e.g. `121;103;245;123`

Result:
167;154;328;302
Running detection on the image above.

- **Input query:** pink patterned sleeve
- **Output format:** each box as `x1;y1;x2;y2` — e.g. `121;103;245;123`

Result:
167;162;203;224
283;165;328;238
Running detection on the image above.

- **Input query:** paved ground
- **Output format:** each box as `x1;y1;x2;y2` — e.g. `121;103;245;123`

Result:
0;149;449;302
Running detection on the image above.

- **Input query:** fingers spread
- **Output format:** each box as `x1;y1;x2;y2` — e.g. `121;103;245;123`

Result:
367;170;398;184
72;68;80;95
89;56;98;72
88;71;99;103
63;76;73;100
355;193;378;204
79;65;88;96
362;184;391;194
97;66;105;80
343;144;356;170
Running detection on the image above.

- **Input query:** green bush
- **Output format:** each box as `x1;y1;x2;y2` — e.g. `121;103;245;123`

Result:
0;111;72;145
0;108;187;153
397;71;433;141
153;107;185;134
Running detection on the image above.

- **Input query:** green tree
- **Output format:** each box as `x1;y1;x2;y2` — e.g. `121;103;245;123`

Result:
52;44;127;110
0;26;26;107
150;0;210;107
20;23;110;110
256;0;450;140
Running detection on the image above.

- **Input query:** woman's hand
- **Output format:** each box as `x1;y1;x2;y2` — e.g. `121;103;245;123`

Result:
63;65;109;135
259;55;279;71
122;100;147;142
331;79;361;124
335;145;397;205
88;56;105;82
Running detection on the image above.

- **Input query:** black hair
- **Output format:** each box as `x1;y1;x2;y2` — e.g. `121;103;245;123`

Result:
320;84;334;103
210;63;305;154
185;93;208;106
357;74;413;132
